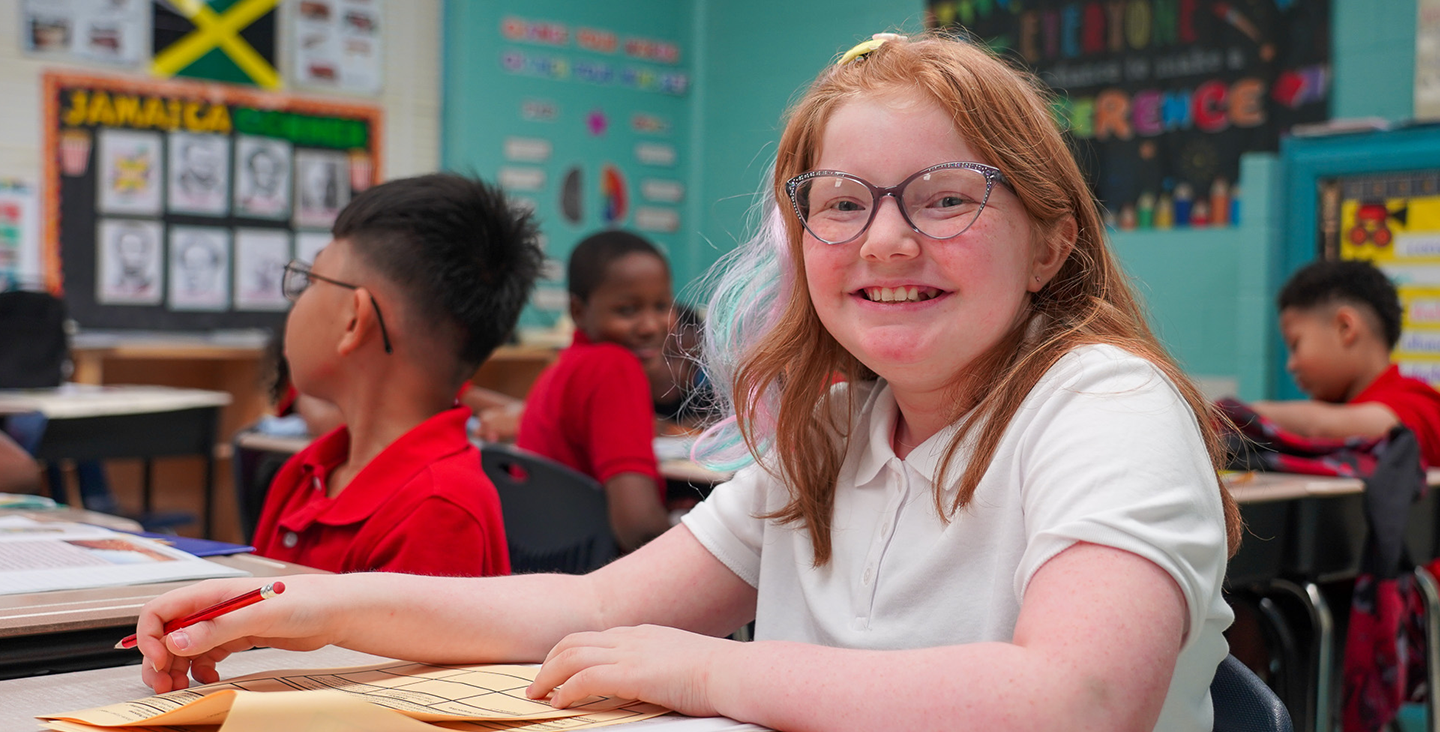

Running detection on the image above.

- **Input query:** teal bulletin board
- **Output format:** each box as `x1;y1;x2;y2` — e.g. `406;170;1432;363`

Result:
443;2;693;328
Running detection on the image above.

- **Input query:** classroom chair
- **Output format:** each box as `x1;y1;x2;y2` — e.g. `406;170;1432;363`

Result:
478;443;618;575
229;426;291;544
0;289;68;389
1212;654;1296;732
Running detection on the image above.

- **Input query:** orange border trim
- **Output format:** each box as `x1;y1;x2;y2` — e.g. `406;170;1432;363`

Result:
41;70;385;296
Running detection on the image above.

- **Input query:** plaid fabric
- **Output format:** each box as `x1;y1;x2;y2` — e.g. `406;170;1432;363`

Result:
1217;398;1383;477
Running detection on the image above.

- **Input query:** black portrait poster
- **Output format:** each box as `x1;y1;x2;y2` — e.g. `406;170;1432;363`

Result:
927;0;1330;229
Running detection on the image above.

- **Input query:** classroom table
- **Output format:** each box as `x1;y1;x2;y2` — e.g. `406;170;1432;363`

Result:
0;384;233;537
0;644;769;731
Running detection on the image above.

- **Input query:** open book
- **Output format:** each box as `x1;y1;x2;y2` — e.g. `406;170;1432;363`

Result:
39;660;669;731
0;516;248;595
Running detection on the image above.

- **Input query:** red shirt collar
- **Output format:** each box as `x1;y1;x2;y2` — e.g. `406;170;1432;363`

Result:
278;406;474;532
571;329;594;347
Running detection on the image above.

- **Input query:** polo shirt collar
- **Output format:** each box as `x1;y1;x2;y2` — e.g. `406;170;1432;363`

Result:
278;406;473;532
849;380;966;491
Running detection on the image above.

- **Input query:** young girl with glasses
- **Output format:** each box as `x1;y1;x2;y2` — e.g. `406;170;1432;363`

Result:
135;32;1240;732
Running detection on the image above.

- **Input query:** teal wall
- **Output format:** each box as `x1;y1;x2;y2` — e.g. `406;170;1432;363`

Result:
687;0;926;301
443;0;1421;397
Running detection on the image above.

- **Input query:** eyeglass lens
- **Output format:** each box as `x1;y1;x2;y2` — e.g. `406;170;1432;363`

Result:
795;166;992;244
281;264;310;302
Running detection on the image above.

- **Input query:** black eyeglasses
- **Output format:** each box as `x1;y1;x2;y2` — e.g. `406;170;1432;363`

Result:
282;259;393;354
785;161;1011;245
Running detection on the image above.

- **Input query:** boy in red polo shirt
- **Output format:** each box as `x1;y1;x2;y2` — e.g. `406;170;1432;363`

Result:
1251;259;1440;466
516;231;673;552
253;174;542;575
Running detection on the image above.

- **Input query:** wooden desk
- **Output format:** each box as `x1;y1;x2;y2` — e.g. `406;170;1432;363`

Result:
0;385;232;537
0;644;767;732
471;344;559;400
70;330;272;442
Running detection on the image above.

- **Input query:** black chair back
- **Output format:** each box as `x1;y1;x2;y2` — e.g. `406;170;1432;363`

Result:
0;290;68;388
479;443;617;575
1212;654;1294;732
230;428;291;544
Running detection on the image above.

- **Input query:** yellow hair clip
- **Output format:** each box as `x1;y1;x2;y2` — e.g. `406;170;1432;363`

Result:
837;34;906;66
837;38;887;66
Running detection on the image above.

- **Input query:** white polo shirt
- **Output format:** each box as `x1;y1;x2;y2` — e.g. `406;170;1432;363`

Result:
682;344;1232;732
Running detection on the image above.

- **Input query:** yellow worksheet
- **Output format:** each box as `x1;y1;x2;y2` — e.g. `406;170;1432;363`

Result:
39;662;669;731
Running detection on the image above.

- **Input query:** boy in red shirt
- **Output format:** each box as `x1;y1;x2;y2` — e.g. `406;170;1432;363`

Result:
253;174;542;575
1251;259;1440;466
516;231;673;552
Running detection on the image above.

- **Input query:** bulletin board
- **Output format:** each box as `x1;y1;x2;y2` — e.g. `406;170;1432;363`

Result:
42;71;383;330
1278;125;1440;399
927;0;1331;230
1321;170;1440;386
446;7;691;328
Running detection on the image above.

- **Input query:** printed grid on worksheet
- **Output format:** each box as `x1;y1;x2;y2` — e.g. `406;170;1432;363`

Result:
228;664;585;717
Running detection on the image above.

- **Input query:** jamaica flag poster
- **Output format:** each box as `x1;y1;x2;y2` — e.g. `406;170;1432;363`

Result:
153;0;280;89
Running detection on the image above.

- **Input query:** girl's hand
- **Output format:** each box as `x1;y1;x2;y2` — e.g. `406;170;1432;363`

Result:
527;625;742;717
136;574;340;693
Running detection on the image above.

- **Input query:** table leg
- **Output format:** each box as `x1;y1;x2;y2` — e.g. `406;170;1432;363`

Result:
203;451;215;539
1412;567;1440;732
141;459;153;514
1270;578;1335;732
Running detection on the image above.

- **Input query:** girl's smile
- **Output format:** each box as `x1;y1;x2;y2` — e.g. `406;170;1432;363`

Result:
856;285;945;304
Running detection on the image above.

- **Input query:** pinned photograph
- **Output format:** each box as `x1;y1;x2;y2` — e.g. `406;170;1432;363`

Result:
295;231;331;265
98;129;163;215
168;226;230;311
167;132;230;216
293;150;350;229
234;136;292;220
234;229;292;311
96;218;163;305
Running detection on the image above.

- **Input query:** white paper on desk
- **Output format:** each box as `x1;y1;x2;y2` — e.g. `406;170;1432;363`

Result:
0;517;247;595
652;436;695;462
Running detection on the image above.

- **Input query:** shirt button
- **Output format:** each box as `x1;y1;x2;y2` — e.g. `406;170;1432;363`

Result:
282;531;299;548
862;566;874;585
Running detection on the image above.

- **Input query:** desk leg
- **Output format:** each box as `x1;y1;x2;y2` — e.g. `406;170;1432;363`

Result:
203;451;215;539
1413;567;1440;732
141;459;153;514
1271;579;1335;732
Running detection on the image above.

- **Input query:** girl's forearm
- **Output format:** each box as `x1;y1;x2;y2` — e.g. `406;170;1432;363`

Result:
325;572;604;663
709;641;1161;732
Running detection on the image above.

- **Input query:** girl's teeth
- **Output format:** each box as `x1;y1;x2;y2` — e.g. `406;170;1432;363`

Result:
863;287;938;302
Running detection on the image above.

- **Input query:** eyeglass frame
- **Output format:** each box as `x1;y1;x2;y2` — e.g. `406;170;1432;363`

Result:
784;161;1012;246
281;259;394;355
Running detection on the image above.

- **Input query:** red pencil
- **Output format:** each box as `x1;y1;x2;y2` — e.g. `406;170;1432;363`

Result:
115;581;285;650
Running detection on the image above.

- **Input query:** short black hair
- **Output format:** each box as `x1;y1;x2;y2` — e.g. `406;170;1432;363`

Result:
334;173;542;372
1278;259;1403;349
567;230;666;301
